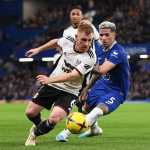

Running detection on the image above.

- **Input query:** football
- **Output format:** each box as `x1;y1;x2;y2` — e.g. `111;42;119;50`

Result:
66;112;88;134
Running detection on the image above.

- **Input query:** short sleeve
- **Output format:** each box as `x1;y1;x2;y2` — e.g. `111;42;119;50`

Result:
63;30;67;38
57;37;66;48
92;25;100;41
108;50;123;65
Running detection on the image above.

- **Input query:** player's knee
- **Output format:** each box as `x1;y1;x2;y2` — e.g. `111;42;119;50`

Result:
25;108;38;118
48;115;62;124
97;104;109;114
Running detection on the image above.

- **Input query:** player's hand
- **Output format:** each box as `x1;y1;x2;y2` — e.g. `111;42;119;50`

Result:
79;87;88;102
25;48;40;57
92;64;100;74
36;75;50;85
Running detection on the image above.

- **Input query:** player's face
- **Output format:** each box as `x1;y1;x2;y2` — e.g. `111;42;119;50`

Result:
75;31;93;53
70;9;82;28
99;28;116;49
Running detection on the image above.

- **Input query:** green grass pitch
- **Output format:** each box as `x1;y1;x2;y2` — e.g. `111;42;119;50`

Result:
0;102;150;150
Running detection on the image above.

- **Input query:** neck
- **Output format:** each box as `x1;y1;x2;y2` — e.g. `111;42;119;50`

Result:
104;40;116;51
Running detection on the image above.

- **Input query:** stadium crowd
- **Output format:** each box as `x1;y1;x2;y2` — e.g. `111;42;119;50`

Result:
21;0;150;44
0;59;149;101
129;65;150;100
1;0;150;45
0;0;150;101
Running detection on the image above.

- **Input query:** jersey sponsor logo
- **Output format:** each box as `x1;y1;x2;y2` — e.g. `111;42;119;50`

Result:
62;60;74;73
103;72;111;80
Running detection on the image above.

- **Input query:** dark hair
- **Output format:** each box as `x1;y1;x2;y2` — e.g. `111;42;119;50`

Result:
70;5;82;12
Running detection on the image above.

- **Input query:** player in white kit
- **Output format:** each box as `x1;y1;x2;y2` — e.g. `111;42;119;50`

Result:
55;7;102;142
25;22;96;146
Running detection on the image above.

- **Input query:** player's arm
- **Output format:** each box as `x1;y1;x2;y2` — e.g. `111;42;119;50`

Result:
25;39;60;57
79;60;116;101
36;69;81;85
79;72;100;101
95;60;116;75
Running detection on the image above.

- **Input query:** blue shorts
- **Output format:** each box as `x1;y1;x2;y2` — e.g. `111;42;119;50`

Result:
86;89;124;114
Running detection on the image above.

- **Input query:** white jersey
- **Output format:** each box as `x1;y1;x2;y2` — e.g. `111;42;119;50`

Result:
48;37;96;96
63;25;99;41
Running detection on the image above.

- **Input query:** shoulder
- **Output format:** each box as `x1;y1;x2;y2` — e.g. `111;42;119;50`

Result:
63;26;77;35
112;43;127;55
63;26;77;41
110;43;128;62
57;37;74;49
85;49;97;64
63;26;72;33
87;48;96;59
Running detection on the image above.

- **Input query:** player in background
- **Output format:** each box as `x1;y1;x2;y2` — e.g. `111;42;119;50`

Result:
25;23;96;146
62;5;83;40
63;5;100;42
56;21;130;141
54;9;102;142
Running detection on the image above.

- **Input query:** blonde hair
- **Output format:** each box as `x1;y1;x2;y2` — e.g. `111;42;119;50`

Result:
78;22;94;35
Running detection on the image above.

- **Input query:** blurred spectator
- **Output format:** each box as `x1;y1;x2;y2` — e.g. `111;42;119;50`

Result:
0;0;150;101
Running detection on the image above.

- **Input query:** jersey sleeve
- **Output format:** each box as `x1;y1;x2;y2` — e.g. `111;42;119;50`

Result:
62;29;67;38
57;37;67;48
92;24;100;41
108;49;123;65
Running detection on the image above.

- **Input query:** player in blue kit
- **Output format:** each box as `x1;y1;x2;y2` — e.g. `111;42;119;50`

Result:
56;21;130;141
79;20;130;137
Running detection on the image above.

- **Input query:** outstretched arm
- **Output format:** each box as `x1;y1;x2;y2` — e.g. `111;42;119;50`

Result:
36;69;81;85
25;39;60;57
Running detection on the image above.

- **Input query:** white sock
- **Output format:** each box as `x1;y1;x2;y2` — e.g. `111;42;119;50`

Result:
61;129;71;138
92;121;99;128
86;107;103;126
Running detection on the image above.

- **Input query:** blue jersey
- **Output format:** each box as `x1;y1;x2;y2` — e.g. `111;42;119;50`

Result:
93;41;130;101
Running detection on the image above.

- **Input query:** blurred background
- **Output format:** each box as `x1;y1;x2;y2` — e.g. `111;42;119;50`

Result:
0;0;149;102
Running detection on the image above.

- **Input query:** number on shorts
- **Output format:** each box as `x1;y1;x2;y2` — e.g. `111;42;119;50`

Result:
105;97;116;105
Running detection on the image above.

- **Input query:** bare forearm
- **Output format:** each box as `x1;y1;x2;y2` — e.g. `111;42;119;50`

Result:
48;73;77;83
85;73;100;90
36;70;81;85
37;39;59;52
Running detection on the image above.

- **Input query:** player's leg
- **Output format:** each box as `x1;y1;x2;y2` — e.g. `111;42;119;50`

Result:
78;102;103;138
25;101;44;146
34;106;67;136
56;100;98;141
33;91;76;141
80;92;123;138
79;121;103;138
55;95;77;142
25;101;44;126
25;85;55;146
25;85;51;127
